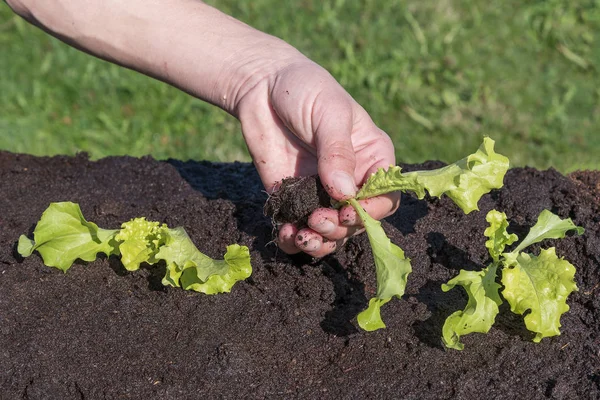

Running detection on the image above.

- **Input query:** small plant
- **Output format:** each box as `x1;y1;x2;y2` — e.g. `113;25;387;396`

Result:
441;209;584;350
342;137;510;330
18;202;252;293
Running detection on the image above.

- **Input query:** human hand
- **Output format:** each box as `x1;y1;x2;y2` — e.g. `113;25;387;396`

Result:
234;58;400;257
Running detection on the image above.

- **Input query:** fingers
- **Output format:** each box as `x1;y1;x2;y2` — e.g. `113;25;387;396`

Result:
295;228;339;258
277;224;335;257
277;224;339;257
338;192;401;227
311;90;359;201
277;224;301;254
276;190;400;257
307;208;360;241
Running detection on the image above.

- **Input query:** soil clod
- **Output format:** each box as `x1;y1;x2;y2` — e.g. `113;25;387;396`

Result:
264;175;331;227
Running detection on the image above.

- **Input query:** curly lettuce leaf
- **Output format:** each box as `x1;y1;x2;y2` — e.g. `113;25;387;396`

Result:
441;264;502;350
484;210;518;262
349;199;412;331
114;218;168;271
17;202;118;272
19;202;253;294
355;166;424;199
179;245;252;294
356;137;509;214
512;209;585;254
501;247;578;342
158;227;252;294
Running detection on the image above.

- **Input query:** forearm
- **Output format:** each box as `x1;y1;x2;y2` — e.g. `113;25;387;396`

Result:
5;0;303;115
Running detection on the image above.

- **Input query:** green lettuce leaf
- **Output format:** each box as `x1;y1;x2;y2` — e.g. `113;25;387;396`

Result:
355;166;424;200
19;202;252;294
441;264;502;350
484;210;518;262
356;137;509;214
349;199;412;331
180;244;252;294
158;227;252;294
357;298;391;331
114;217;168;271
501;247;578;342
512;209;585;254
17;202;118;272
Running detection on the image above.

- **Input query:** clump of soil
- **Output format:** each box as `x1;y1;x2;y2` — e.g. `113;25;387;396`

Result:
264;175;331;226
1;151;599;399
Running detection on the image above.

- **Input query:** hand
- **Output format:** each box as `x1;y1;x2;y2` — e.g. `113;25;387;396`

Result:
235;59;400;257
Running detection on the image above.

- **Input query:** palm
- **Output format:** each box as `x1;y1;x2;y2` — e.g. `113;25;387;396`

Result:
237;61;394;194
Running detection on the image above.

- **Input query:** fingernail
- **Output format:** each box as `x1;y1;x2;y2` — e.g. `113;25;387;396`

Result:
331;171;358;198
314;219;335;235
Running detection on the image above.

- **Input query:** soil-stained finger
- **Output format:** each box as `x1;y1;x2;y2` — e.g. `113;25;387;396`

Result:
308;208;360;241
296;227;339;257
340;192;401;226
277;223;301;254
304;239;337;258
295;228;323;252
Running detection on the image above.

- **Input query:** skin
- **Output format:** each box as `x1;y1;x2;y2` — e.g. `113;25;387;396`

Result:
5;0;400;257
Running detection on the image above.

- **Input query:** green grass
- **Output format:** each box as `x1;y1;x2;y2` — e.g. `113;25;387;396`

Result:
1;0;599;171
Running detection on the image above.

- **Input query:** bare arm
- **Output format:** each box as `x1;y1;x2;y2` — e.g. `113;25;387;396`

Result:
6;0;399;257
5;0;300;114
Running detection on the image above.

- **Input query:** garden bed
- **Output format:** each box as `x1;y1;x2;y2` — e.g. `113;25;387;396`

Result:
0;151;598;399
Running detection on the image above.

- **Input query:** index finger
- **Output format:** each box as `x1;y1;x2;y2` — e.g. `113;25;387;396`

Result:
339;192;401;227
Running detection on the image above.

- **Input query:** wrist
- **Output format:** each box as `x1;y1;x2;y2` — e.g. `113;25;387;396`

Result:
207;36;305;116
129;1;306;114
158;2;308;116
7;0;308;117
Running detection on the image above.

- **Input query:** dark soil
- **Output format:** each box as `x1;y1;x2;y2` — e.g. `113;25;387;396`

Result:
264;175;331;227
1;151;599;400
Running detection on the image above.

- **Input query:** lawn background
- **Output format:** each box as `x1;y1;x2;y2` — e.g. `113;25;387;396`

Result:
1;1;598;172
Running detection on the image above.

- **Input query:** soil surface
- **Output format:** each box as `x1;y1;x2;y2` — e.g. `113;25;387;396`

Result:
1;151;599;400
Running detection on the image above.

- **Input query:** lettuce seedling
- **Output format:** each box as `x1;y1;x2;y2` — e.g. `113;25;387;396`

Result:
18;202;119;271
347;137;510;330
349;198;412;331
18;202;251;294
441;209;584;350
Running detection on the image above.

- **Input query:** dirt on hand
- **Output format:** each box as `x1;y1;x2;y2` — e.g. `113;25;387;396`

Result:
264;175;331;227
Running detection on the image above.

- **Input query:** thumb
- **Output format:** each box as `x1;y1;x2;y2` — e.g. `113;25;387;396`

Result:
313;96;358;201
